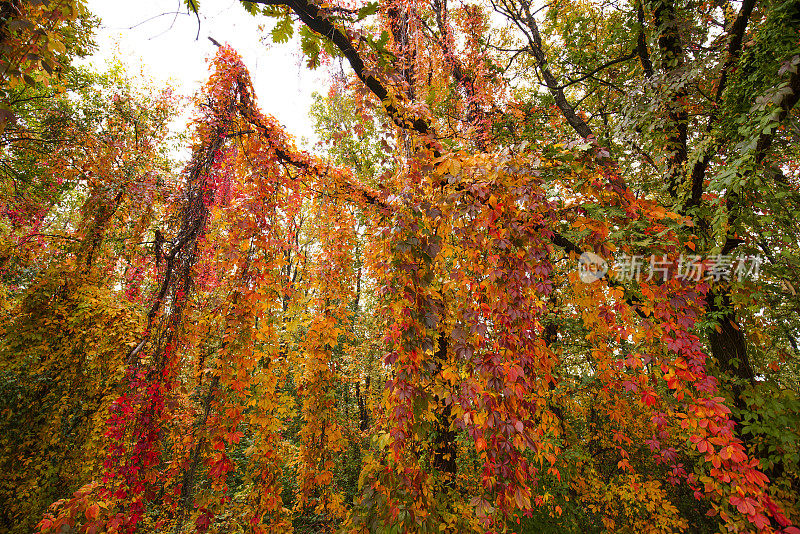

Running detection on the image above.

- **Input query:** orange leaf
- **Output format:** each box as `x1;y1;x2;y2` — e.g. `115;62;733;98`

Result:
85;503;99;521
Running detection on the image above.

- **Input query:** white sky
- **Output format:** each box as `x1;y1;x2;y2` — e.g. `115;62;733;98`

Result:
84;0;331;147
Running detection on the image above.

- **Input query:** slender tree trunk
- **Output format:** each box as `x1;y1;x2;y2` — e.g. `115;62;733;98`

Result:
431;332;457;486
172;375;219;534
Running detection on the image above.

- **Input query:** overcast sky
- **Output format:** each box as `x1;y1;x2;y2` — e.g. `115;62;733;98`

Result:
84;0;330;147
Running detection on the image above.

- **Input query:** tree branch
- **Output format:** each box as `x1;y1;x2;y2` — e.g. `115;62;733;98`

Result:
687;0;757;207
648;0;688;197
636;1;654;77
515;0;594;139
754;64;800;163
249;0;435;141
555;52;637;90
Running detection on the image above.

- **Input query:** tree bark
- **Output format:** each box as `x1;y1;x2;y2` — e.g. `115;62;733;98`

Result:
431;332;457;485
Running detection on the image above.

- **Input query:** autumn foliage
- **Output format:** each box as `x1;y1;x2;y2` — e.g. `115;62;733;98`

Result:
1;0;800;533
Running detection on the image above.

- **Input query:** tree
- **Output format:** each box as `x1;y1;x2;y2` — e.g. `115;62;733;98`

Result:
0;0;798;532
0;60;180;533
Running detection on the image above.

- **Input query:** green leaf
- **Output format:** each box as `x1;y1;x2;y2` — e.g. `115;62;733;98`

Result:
299;26;321;68
356;2;379;21
271;14;294;44
376;30;389;49
241;0;259;15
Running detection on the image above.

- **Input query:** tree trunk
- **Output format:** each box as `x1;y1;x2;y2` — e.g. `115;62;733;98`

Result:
431;332;457;485
706;289;755;412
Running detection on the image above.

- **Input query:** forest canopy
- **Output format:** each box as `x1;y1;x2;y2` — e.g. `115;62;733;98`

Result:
0;0;799;532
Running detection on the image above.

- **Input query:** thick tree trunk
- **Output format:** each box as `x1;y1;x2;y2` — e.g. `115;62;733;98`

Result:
706;289;755;412
705;288;793;487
